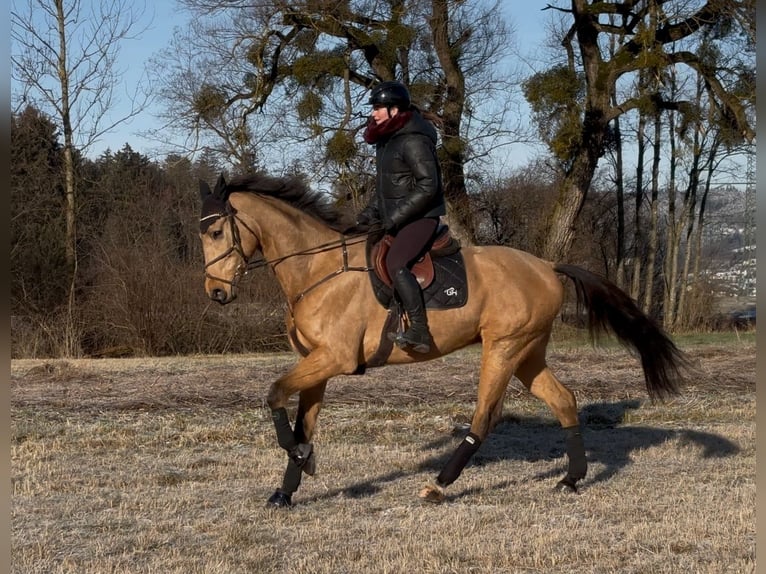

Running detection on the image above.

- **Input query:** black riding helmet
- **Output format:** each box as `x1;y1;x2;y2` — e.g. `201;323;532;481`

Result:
368;80;411;110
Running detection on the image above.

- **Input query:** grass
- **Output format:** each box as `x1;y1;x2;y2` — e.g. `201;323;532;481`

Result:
548;322;757;351
671;330;756;346
11;339;755;573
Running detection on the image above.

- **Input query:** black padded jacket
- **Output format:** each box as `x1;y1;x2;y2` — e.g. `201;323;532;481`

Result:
358;111;446;233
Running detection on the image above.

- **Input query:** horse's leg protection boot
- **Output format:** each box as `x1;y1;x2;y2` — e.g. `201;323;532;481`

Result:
271;407;315;474
563;424;587;480
554;424;587;493
437;432;482;487
392;268;431;353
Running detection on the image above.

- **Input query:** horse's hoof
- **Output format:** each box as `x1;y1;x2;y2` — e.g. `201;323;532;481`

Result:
553;477;579;494
418;482;446;504
302;451;316;476
266;490;293;508
289;443;317;476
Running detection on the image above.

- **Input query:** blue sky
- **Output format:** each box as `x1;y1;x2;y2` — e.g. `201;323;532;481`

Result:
13;2;552;164
85;0;188;157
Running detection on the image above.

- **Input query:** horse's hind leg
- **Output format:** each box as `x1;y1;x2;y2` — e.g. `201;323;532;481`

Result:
267;382;328;508
420;338;519;503
515;346;587;493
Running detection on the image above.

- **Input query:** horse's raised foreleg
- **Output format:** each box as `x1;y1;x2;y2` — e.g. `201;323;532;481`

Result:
420;340;518;503
266;350;350;508
267;382;328;508
515;347;586;493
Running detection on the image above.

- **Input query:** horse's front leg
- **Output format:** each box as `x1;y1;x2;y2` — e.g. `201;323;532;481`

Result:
265;350;350;508
266;382;328;508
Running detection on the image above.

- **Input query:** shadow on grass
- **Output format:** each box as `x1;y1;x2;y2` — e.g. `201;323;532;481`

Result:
296;399;741;505
429;399;741;495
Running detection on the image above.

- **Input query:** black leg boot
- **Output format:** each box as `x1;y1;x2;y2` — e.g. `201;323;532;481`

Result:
391;268;431;353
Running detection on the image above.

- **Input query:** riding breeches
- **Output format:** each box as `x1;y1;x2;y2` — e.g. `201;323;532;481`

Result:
384;217;439;279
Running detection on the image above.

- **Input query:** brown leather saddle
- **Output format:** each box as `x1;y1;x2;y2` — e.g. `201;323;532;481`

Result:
370;225;460;288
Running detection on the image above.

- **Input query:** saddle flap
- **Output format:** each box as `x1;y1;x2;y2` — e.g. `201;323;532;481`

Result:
371;234;437;289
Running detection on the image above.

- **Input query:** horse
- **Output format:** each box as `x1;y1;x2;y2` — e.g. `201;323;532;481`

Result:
198;172;686;507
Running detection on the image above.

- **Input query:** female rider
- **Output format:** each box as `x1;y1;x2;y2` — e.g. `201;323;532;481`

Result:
346;80;446;354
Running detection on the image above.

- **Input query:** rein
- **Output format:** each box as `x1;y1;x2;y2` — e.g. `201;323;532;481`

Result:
246;229;372;308
203;208;374;309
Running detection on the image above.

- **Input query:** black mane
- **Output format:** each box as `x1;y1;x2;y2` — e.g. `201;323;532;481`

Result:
225;173;347;230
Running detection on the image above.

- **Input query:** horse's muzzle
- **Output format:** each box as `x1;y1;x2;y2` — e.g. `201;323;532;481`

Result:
209;287;236;305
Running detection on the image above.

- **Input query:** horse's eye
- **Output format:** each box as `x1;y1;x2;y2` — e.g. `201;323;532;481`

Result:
211;229;223;239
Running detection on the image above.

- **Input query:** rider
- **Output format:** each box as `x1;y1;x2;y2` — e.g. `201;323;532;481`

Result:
347;80;446;354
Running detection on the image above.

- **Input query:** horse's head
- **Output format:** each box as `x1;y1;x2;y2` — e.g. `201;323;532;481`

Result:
198;174;259;304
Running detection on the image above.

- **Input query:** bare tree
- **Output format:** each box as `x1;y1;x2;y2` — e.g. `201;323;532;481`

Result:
151;0;527;242
529;0;754;261
12;0;151;356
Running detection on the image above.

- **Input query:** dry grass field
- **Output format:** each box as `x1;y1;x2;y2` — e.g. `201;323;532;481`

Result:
12;335;755;573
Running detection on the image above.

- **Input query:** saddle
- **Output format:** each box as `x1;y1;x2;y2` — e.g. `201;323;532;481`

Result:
359;224;467;370
370;225;460;288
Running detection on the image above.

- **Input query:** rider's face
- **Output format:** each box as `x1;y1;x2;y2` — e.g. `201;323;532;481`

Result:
371;104;399;125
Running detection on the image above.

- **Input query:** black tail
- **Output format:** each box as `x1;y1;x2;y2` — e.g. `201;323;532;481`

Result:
555;264;686;401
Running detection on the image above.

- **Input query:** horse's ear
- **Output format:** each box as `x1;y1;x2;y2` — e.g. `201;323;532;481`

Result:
199;179;212;201
213;173;227;198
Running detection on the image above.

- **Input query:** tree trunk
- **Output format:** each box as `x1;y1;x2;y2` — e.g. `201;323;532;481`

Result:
430;0;474;245
642;112;662;315
55;0;75;270
690;140;719;324
612;115;626;289
674;156;702;329
541;148;597;261
675;215;695;330
663;108;681;331
542;1;607;261
630;113;647;302
56;0;80;357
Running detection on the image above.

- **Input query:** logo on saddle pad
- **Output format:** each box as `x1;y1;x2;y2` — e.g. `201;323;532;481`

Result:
367;226;468;310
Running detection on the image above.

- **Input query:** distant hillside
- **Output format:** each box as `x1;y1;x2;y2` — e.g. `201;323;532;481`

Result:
701;185;756;312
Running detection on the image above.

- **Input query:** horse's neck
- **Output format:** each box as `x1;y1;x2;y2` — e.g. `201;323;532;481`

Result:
234;193;329;252
230;192;340;294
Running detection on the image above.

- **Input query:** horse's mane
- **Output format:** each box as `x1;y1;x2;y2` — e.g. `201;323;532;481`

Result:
225;173;347;230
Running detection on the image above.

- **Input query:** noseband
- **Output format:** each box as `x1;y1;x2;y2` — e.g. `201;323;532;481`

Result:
201;203;256;288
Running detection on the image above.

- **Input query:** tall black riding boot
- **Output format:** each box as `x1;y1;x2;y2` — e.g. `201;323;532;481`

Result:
391;268;431;353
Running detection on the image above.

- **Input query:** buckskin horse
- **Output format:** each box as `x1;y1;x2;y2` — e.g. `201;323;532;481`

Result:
198;173;685;507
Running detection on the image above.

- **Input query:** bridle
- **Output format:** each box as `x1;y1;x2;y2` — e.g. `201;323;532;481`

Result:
200;205;254;287
201;202;374;307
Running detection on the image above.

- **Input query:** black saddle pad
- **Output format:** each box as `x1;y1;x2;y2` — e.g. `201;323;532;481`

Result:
366;236;468;310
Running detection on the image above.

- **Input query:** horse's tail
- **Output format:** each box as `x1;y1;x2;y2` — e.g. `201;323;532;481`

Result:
554;263;686;401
